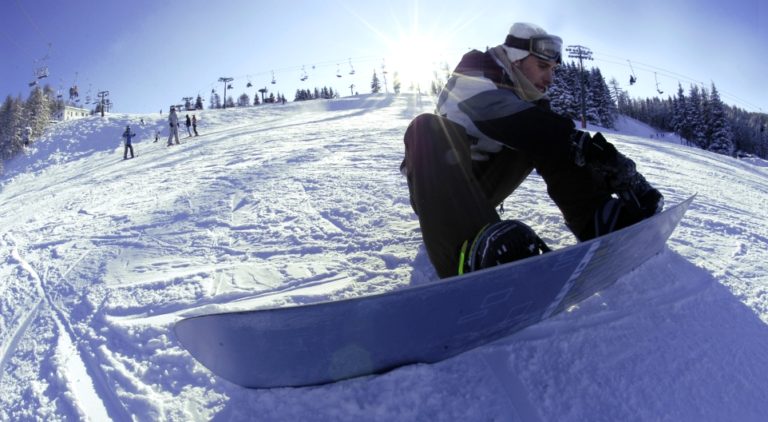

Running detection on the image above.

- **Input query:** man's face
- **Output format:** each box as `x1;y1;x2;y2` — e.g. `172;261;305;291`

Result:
517;55;558;93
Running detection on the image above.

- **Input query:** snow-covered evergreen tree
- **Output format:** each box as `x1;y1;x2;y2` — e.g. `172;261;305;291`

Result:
195;95;204;110
25;86;52;139
684;85;707;148
210;92;221;109
549;62;580;119
0;95;26;159
371;70;381;93
706;83;734;155
237;93;250;107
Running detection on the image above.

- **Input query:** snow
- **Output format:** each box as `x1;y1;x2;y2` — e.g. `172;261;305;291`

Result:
2;93;768;421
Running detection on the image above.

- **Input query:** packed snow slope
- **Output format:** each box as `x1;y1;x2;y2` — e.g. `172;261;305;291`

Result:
1;93;768;421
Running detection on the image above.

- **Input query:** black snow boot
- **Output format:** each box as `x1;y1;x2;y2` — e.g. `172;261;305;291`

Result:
459;220;551;275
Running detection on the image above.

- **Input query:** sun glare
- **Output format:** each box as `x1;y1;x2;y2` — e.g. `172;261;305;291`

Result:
388;32;451;92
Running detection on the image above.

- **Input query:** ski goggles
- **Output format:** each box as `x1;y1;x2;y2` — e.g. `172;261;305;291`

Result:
504;34;563;63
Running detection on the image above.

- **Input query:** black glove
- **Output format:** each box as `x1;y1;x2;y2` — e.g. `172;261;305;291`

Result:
570;131;618;167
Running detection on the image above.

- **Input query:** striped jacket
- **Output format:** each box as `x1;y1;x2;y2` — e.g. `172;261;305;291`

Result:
436;49;576;165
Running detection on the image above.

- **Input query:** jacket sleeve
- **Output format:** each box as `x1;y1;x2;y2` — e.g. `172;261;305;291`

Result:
458;89;576;163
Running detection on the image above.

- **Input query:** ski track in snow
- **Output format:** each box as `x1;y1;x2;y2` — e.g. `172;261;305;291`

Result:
1;93;767;420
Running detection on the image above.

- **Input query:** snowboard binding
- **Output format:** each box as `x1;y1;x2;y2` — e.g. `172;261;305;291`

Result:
459;220;551;275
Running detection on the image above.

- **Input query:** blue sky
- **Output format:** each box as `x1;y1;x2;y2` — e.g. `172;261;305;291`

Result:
1;0;766;114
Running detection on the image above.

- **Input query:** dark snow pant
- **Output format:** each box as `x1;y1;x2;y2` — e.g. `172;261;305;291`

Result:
402;113;612;278
124;144;134;159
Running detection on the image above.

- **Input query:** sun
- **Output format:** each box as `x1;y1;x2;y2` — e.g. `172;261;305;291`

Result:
386;31;452;92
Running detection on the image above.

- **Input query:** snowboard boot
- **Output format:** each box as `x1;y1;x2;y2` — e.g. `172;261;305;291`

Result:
458;220;551;275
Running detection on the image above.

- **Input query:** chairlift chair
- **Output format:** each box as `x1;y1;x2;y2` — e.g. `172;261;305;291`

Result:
271;71;276;84
348;58;355;75
627;60;637;85
35;66;49;79
654;72;664;94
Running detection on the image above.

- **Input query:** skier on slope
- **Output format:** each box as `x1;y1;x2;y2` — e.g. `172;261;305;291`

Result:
167;106;180;146
185;114;192;137
401;22;664;278
122;125;136;159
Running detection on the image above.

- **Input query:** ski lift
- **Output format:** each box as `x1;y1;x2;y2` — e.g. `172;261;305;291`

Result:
246;75;253;88
271;71;276;84
33;43;52;80
35;66;49;79
336;64;342;78
627;60;637;85
348;58;355;75
654;72;664;94
227;84;233;89
300;66;308;81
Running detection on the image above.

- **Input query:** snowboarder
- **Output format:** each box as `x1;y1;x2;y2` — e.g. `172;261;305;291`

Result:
167;106;180;146
185;114;192;137
401;22;664;278
122;125;136;159
192;114;199;136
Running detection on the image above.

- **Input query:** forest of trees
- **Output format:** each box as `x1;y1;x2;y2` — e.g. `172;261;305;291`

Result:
294;87;337;101
547;61;766;158
616;83;767;158
0;85;65;169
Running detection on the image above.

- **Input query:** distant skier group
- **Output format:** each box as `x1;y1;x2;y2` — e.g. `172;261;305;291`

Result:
123;105;202;160
166;106;199;145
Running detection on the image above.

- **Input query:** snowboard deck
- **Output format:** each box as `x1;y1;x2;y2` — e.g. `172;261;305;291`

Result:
175;196;694;388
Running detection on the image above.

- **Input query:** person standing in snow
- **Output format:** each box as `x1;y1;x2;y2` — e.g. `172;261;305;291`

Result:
185;114;192;137
122;125;136;159
167;106;180;146
192;114;199;136
401;22;664;278
23;126;32;146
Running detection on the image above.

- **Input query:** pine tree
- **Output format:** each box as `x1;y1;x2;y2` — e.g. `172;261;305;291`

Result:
237;93;250;107
195;95;204;110
706;83;734;155
550;62;581;119
393;71;401;94
672;84;689;143
371;70;381;93
686;85;707;148
0;95;26;159
25;85;52;139
210;92;221;109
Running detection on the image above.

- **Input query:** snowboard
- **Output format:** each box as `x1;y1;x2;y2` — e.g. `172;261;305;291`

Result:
175;196;694;389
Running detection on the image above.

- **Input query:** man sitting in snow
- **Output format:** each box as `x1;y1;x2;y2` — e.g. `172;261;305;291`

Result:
401;22;664;278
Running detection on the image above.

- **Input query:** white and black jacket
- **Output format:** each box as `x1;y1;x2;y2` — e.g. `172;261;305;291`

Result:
436;49;576;165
